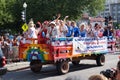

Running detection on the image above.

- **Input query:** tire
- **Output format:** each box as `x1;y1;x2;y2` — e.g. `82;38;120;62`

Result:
96;55;105;66
72;60;80;65
56;61;69;74
30;60;42;73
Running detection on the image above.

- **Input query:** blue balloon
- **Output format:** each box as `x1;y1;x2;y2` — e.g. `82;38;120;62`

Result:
42;32;45;37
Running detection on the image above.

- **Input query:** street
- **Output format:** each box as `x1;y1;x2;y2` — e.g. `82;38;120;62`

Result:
3;54;120;80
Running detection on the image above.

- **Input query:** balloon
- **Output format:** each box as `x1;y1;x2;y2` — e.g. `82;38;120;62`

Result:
42;32;45;37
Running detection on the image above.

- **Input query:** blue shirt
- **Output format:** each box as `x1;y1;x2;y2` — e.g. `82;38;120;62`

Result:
66;26;73;37
9;35;14;40
73;26;80;37
80;30;87;37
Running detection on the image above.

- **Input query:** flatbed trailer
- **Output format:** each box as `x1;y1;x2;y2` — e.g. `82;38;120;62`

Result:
19;37;108;74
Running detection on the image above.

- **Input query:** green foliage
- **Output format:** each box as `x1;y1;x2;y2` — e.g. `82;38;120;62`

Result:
118;24;120;29
25;0;105;22
0;0;105;33
87;0;105;16
0;0;15;25
114;22;120;29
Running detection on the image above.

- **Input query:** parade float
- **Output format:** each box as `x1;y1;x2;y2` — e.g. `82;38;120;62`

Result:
19;36;108;74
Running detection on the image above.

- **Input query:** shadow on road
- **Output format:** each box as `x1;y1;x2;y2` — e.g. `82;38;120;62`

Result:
4;63;98;80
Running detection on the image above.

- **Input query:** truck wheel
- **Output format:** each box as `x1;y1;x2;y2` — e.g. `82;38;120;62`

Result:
30;60;42;73
56;61;69;74
96;55;105;66
72;60;80;65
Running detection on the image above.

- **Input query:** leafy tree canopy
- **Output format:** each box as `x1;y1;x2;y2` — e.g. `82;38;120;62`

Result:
0;0;105;33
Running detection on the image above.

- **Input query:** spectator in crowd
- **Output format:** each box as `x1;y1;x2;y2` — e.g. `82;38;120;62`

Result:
103;24;113;39
12;37;18;59
116;29;120;38
115;29;120;49
79;23;87;37
1;36;9;59
65;75;82;80
100;60;120;80
16;34;22;45
89;74;108;80
9;34;14;41
115;60;120;80
0;37;3;57
7;39;13;61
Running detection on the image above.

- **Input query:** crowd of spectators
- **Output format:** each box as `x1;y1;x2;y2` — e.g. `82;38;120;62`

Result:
0;33;22;62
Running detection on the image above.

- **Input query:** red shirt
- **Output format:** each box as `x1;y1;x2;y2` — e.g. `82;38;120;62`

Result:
38;28;47;44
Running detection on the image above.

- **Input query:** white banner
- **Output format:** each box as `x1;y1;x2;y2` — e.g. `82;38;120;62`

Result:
73;37;108;55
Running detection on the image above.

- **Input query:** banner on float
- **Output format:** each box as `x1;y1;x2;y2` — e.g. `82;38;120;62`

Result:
51;37;73;46
73;37;108;55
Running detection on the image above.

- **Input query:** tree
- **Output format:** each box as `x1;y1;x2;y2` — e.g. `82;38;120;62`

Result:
87;0;105;16
26;0;105;21
0;0;15;26
0;0;105;33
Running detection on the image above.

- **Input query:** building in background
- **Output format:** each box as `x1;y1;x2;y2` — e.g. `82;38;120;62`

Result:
100;0;120;23
110;2;120;23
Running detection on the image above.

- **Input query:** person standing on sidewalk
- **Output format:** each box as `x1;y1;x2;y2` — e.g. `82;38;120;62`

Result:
0;37;3;57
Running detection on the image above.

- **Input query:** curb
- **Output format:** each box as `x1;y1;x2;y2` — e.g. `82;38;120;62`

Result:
7;66;30;72
5;62;30;72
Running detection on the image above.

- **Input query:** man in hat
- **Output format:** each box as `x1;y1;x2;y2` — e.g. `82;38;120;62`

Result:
46;21;58;38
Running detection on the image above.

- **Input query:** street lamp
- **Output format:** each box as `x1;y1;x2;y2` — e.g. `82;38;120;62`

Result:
23;2;27;23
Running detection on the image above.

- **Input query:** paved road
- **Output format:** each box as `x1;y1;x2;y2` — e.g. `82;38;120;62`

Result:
2;54;120;80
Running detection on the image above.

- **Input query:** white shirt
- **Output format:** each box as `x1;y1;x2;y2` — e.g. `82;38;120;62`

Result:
58;25;68;37
46;26;59;38
28;27;37;38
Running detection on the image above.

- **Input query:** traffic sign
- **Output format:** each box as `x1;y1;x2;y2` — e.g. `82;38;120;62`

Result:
22;23;28;32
